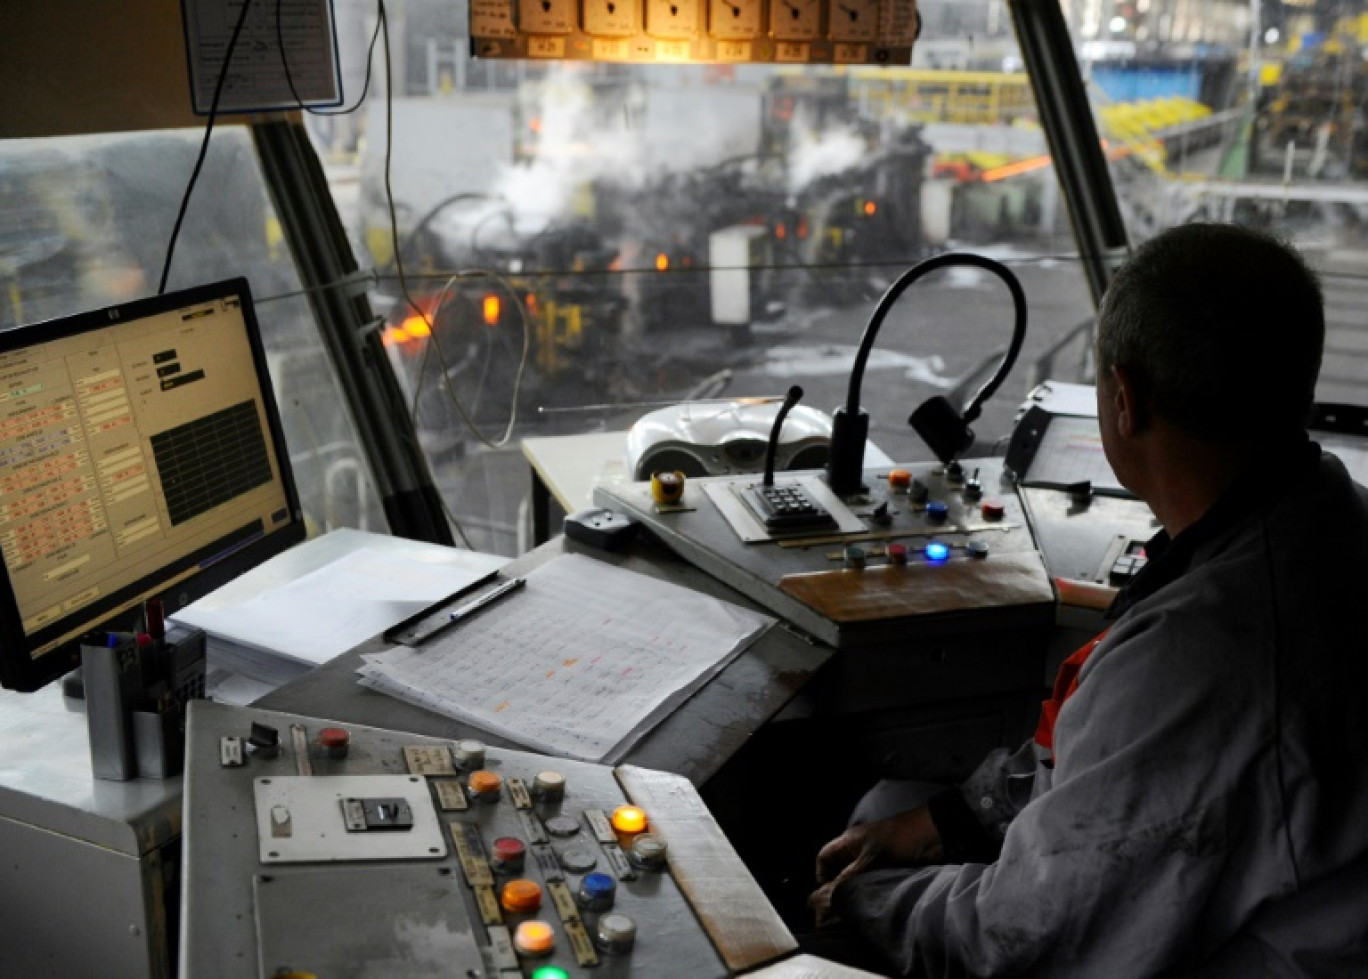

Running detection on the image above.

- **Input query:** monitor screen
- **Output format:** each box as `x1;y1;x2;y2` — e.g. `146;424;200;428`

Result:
0;278;305;691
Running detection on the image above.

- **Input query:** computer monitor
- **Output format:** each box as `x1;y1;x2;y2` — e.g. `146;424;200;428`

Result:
0;278;306;691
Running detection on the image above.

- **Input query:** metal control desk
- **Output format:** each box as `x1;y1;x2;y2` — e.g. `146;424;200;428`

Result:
0;684;182;978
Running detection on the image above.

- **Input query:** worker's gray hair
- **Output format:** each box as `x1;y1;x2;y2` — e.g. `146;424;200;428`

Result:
1096;222;1324;441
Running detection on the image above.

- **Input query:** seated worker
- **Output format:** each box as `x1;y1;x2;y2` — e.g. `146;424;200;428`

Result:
808;223;1368;976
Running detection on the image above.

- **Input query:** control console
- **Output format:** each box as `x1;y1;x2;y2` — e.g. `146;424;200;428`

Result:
181;701;803;978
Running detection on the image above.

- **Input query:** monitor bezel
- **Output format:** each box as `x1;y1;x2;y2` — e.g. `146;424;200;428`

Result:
0;277;306;692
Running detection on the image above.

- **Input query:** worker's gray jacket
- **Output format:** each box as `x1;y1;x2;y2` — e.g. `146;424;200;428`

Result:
835;444;1368;976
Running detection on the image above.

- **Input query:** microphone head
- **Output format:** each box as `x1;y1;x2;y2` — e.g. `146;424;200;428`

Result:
909;396;976;464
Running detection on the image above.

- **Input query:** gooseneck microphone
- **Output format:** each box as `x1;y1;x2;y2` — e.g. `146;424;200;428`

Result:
763;385;805;487
826;252;1029;495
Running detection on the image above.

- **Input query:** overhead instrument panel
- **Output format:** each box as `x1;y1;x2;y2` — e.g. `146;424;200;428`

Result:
469;0;918;64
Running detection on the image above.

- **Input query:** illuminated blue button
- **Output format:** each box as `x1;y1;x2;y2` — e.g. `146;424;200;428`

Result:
578;872;617;912
925;541;950;562
925;501;949;522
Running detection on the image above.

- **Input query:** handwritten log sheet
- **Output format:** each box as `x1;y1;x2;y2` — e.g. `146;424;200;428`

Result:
357;553;774;763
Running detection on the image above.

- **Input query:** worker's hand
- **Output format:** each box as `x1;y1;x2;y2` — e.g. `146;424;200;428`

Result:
808;805;943;925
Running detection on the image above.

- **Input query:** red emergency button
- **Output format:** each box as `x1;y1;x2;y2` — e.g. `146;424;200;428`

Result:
981;500;1006;520
318;728;350;759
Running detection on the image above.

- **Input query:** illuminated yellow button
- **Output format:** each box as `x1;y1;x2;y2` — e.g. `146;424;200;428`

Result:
468;770;502;801
514;920;556;957
502;879;543;914
611;805;648;835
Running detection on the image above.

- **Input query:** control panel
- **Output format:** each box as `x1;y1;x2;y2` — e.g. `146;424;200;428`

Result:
469;0;918;65
182;701;799;979
595;458;1056;650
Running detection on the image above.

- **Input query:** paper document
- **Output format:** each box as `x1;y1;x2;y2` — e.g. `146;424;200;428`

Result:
357;553;774;763
171;543;507;673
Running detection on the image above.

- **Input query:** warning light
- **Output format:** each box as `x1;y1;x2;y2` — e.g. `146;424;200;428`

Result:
775;222;787;240
611;805;648;835
514;920;555;956
531;968;571;979
655;252;670;272
863;200;877;216
925;541;950;563
482;294;501;326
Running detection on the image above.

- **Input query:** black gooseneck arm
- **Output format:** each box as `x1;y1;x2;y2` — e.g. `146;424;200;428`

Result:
763;385;805;487
826;252;1028;494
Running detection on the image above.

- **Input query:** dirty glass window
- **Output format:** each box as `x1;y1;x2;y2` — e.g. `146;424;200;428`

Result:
1069;0;1368;409
0;129;385;537
316;0;1097;555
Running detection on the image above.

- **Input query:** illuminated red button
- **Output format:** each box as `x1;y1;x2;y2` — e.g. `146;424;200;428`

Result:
513;920;555;956
501;879;543;914
981;500;1006;520
491;836;527;873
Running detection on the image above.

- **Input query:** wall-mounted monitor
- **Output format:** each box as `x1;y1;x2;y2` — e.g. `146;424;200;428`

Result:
0;278;305;691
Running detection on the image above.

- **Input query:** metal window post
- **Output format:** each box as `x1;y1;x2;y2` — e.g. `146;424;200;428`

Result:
251;118;455;546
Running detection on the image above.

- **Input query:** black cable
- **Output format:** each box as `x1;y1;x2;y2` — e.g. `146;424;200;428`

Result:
276;0;383;115
158;0;255;295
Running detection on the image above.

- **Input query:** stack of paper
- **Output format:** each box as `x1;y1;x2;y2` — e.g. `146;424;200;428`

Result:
358;553;774;764
169;530;507;690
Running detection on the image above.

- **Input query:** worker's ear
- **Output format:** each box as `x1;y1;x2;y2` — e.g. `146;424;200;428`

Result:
1108;365;1147;438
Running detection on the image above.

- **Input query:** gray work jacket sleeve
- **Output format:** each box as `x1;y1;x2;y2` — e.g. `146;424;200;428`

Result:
833;606;1264;977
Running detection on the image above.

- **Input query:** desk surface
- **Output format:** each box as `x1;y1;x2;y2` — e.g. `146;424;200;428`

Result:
257;535;831;786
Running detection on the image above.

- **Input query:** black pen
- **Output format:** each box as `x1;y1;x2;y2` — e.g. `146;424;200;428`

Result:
450;576;526;624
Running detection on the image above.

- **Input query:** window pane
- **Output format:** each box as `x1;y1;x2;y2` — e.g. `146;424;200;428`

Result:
0;129;386;536
316;0;1098;555
1070;0;1368;408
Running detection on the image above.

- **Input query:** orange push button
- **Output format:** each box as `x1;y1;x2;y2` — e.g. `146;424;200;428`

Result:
502;879;543;914
469;770;502;802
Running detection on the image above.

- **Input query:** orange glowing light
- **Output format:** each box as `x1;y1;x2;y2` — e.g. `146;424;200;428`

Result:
775;223;787;240
611;805;648;835
514;921;555;956
383;326;412;347
980;155;1051;183
655;253;670;272
401;314;432;338
863;200;877;216
483;294;501;326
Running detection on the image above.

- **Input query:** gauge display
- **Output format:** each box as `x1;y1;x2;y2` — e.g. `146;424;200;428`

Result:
710;0;762;39
583;0;638;36
828;0;879;42
646;0;703;38
770;0;820;40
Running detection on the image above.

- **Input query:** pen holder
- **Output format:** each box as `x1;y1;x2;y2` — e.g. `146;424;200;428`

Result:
80;625;206;781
